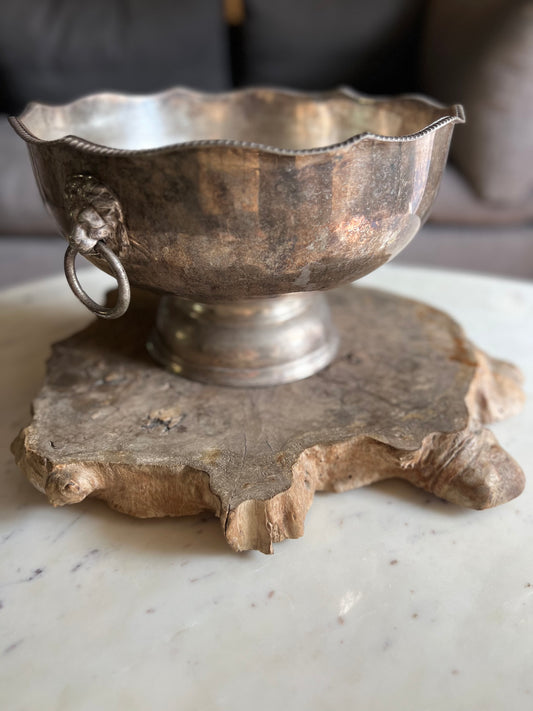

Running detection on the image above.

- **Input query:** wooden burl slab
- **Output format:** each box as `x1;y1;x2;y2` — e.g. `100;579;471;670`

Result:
12;285;525;553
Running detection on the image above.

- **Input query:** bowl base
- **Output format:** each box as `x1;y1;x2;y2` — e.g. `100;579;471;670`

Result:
147;292;339;387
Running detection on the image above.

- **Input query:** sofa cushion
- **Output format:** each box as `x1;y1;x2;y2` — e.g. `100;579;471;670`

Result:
422;0;533;206
430;164;533;226
0;0;231;114
0;116;56;235
240;0;425;93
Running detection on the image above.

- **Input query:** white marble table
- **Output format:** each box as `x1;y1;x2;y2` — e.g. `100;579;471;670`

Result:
1;265;532;711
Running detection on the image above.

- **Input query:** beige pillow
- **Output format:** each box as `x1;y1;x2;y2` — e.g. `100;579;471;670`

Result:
422;0;533;206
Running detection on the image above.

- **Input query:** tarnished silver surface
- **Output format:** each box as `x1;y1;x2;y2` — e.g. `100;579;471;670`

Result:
64;241;130;320
63;175;130;319
147;292;339;386
10;86;464;385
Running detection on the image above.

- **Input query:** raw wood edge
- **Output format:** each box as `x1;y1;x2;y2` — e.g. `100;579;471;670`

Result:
466;349;525;424
10;340;526;554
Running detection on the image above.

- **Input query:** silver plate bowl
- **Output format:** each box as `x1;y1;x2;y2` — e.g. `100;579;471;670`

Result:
10;87;464;386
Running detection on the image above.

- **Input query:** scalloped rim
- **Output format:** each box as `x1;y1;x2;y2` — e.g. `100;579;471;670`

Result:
9;85;465;157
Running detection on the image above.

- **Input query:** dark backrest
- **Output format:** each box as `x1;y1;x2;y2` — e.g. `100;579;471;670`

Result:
0;0;231;114
0;0;430;115
237;0;426;93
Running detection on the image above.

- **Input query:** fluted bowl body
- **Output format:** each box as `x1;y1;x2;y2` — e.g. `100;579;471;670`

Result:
11;87;464;301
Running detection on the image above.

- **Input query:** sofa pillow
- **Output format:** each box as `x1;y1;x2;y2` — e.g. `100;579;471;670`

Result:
422;0;533;206
240;0;426;93
430;165;533;225
0;0;231;114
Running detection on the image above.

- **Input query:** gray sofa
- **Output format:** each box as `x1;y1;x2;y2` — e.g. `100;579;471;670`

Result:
1;0;531;279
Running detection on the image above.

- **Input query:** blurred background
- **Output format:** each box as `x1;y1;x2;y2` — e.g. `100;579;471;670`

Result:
1;0;531;286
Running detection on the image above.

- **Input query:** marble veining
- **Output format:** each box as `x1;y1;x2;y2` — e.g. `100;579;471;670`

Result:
0;265;532;711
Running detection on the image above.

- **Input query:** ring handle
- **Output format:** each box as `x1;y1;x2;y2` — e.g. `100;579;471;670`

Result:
64;241;131;320
63;175;131;319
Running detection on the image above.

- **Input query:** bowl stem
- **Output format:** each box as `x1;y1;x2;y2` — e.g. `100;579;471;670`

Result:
147;292;339;387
